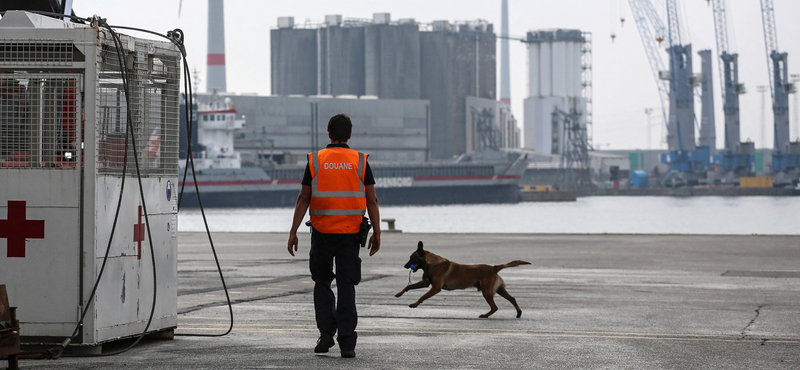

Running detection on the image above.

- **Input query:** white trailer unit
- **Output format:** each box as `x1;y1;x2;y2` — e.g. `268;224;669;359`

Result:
0;11;179;347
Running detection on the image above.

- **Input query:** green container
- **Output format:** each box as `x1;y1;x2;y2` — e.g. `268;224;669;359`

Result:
755;151;763;173
629;152;641;170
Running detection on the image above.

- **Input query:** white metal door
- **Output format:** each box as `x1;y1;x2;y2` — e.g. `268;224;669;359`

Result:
0;74;84;337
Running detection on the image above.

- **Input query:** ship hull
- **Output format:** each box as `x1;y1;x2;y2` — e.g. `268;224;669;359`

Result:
178;183;521;208
177;156;527;208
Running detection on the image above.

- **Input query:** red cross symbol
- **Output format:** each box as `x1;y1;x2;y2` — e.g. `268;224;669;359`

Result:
0;200;45;258
134;205;145;260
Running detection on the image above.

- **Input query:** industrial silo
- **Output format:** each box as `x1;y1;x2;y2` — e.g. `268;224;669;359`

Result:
316;15;366;96
523;29;585;154
421;20;496;159
364;13;421;99
271;17;318;96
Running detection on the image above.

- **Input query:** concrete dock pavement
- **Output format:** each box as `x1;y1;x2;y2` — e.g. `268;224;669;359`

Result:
21;232;800;369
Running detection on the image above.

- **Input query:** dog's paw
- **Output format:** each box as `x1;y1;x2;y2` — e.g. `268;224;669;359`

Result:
408;303;418;308
394;291;404;298
516;310;522;318
478;314;489;318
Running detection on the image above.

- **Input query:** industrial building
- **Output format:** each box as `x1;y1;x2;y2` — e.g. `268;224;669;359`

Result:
465;97;520;154
269;14;503;160
421;20;497;158
194;93;431;165
270;25;318;96
523;29;588;156
270;14;419;99
365;16;421;99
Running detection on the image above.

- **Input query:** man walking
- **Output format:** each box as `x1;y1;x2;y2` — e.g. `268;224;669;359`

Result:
288;113;381;358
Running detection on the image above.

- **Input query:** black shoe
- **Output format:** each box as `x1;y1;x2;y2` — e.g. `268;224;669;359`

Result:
314;332;335;353
341;350;355;358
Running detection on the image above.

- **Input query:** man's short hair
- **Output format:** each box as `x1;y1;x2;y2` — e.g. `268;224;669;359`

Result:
328;113;352;142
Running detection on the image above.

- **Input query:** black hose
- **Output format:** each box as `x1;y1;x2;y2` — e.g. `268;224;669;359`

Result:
58;20;161;358
101;23;235;338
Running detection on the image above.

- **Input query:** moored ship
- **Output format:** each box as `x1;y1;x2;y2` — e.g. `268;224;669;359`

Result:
178;99;527;208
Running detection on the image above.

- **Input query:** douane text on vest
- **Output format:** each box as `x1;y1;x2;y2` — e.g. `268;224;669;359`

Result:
323;163;354;170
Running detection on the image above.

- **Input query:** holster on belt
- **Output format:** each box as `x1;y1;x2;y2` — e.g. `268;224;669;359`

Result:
358;217;372;248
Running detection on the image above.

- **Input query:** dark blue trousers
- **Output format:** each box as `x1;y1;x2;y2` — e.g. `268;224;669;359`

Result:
309;229;362;351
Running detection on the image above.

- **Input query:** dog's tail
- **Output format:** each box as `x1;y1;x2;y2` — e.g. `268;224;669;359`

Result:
494;260;531;272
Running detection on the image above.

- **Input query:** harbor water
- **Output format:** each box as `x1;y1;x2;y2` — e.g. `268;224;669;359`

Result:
177;196;799;235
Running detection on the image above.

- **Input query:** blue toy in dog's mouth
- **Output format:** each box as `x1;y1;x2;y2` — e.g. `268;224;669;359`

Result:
409;264;418;272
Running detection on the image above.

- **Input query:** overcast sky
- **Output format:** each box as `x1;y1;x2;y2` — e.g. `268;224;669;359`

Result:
58;0;800;150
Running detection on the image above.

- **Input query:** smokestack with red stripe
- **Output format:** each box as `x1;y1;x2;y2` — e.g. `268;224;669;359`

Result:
206;0;227;92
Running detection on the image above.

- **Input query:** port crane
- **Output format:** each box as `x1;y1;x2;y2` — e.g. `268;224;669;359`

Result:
629;0;708;180
710;0;753;174
759;0;799;173
663;0;707;174
627;0;669;128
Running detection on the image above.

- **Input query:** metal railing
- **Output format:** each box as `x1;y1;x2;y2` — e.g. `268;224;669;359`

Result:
0;73;82;169
95;37;181;176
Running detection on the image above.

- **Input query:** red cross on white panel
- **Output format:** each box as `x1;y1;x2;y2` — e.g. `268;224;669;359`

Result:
0;200;45;258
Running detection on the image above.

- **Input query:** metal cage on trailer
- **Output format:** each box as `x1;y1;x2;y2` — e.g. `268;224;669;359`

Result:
0;11;180;349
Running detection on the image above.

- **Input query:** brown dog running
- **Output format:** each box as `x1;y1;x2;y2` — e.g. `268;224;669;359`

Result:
395;241;530;318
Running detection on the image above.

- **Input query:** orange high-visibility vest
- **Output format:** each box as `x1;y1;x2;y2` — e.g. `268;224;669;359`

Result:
308;147;368;233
